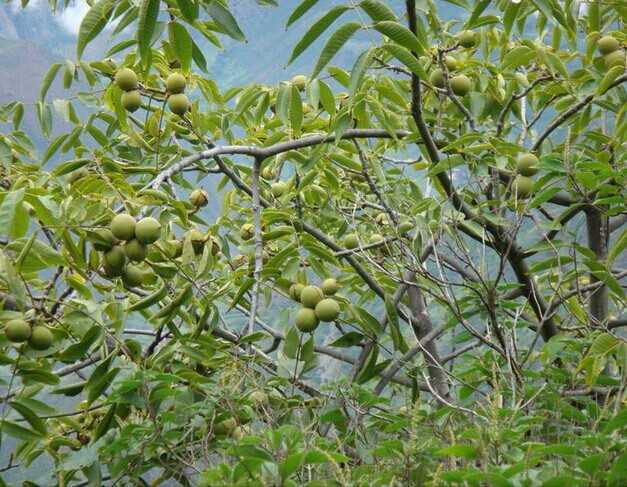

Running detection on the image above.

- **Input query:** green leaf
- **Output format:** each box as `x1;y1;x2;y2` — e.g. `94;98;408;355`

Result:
382;44;428;79
464;0;490;29
288;6;350;65
94;404;117;440
192;40;208;72
359;0;396;22
311;22;361;79
175;0;198;23
597;65;624;95
501;46;535;70
355;344;379;384
373;21;425;56
503;0;522;37
588;333;620;357
0;420;43;441
385;295;408;353
168;22;193;73
289;84;303;137
87;367;120;405
435;444;477;459
39;63;62;102
608;229;627;265
59;326;103;363
207;0;245;41
349;48;373;94
76;0;117;59
352;306;383;337
287;0;319;27
137;0;160;67
19;367;60;386
10;401;47;434
0;189;25;239
42;133;68;164
603;408;627;434
230;277;254;309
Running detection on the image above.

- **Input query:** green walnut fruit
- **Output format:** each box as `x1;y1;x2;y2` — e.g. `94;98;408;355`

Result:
92;228;117;251
124;239;147;262
104;58;117;72
291;74;307;91
512;175;534;199
115;68;138;92
166;72;186;94
605;50;625;69
190;189;208;207
370;233;385;245
29;326;53;351
104;246;126;274
135;217;161;244
450;75;471;96
214;417;237;435
444;55;458;71
315;298;340;322
295;308;319;333
398;220;414;235
122;264;145;287
516;153;539;176
429;68;445;88
168;93;189;116
248;390;268;408
321;278;339;296
458;30;477;48
271;181;288;197
187;229;206;255
261;166;276;180
300;285;324;309
343;233;359;249
110;214;136;241
4;319;31;343
69;168;89;184
598;35;620;55
240;223;254;241
289;283;305;302
121;90;141;112
166;239;183;259
375;212;389;225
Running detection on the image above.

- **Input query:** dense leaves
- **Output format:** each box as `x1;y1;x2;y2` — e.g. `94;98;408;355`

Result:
0;0;626;485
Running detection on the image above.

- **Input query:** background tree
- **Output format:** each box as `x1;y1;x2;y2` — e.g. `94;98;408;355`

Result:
0;0;626;485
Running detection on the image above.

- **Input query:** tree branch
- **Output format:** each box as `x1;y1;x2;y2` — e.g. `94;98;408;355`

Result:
532;73;627;152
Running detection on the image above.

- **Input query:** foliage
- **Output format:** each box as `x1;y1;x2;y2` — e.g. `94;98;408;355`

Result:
0;0;626;485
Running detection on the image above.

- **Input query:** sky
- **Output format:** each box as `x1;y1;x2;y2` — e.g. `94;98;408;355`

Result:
11;0;88;35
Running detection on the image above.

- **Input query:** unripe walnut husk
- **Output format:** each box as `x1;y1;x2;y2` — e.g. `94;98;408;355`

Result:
295;308;319;332
5;319;31;343
168;93;189;116
166;72;186;94
300;285;324;309
190;189;208;207
115;68;138;92
110;214;136;241
122;90;141;112
29;326;53;350
315;298;340;322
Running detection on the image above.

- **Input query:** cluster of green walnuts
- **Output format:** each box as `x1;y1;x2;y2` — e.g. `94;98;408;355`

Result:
2;317;54;351
88;187;218;287
115;68;190;116
92;213;162;286
597;35;625;69
428;30;478;97
289;279;341;333
512;152;540;199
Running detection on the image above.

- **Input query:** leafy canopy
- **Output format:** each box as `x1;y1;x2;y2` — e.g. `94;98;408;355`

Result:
0;0;626;486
